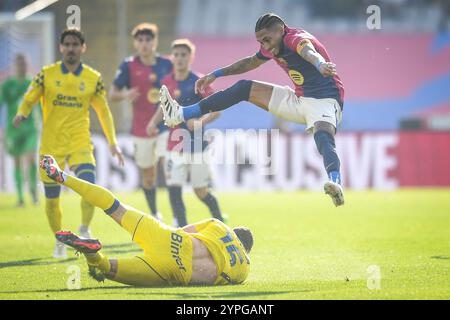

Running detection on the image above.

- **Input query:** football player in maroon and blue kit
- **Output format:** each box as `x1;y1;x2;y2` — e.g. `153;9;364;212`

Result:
148;39;225;227
110;23;172;219
160;13;345;206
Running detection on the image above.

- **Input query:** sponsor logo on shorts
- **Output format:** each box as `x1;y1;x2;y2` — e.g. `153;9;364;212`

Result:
170;232;187;272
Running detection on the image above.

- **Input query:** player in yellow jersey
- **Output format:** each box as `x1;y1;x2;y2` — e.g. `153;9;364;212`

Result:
14;29;124;258
40;154;252;286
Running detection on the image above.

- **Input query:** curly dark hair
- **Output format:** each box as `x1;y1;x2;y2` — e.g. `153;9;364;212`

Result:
233;227;254;253
60;28;85;44
255;13;285;32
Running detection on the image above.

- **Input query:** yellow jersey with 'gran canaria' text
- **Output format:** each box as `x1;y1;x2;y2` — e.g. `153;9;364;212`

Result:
17;61;117;156
190;218;251;285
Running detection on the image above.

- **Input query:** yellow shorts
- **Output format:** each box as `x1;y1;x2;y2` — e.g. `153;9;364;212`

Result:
121;205;193;285
39;149;96;184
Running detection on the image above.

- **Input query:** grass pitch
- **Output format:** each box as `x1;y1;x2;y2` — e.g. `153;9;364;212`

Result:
0;189;449;300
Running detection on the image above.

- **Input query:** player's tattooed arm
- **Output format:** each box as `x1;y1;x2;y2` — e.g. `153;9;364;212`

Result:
195;55;266;94
299;42;337;77
219;54;267;76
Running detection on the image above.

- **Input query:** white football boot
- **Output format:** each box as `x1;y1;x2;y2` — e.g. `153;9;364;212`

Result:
324;181;345;207
160;85;184;127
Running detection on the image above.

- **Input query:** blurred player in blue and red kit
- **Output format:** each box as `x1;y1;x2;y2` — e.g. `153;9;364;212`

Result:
110;23;172;220
160;13;345;207
148;39;226;227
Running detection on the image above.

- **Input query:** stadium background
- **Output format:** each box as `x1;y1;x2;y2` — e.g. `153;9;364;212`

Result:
1;0;450;192
0;0;449;301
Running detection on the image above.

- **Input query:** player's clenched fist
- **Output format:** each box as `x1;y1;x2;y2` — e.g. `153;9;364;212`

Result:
318;62;337;77
195;74;216;95
110;144;125;167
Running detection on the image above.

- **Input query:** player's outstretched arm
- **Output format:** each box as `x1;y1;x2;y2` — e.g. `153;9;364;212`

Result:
195;54;267;94
14;80;43;127
91;80;125;167
299;43;337;77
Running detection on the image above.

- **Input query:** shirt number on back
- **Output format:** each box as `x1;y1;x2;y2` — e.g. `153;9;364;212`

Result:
220;233;244;267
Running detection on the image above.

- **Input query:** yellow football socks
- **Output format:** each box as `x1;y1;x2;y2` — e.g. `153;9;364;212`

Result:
63;175;116;211
45;198;62;233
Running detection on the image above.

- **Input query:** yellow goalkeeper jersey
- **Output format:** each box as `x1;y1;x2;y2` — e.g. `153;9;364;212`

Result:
190;218;251;285
17;61;117;156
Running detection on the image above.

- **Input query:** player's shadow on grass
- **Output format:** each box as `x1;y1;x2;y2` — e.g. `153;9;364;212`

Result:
110;290;314;299
431;255;450;260
0;243;143;270
0;257;78;269
0;286;312;298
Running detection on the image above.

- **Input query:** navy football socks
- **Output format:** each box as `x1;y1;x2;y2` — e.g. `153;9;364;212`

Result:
314;130;341;184
182;80;253;121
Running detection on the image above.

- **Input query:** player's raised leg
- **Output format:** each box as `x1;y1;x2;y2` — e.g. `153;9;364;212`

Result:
71;163;97;238
41;155;168;286
160;80;274;127
55;231;165;286
40;155;159;237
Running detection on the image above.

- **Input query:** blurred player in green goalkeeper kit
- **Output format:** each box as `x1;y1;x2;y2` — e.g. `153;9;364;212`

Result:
0;54;40;207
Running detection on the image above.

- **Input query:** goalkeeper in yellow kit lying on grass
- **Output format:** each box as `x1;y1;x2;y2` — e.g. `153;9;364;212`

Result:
40;155;253;286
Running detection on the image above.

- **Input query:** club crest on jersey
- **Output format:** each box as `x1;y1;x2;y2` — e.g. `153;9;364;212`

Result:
173;89;181;98
147;88;160;104
149;73;157;83
79;81;85;91
56;80;61;87
288;70;304;85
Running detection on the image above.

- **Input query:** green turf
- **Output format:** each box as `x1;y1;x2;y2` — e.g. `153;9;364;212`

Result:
0;189;449;300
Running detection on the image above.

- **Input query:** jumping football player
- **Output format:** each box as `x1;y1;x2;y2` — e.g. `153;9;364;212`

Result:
14;29;124;258
160;13;345;206
0;53;39;207
40;154;252;286
148;39;226;227
109;23;172;221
